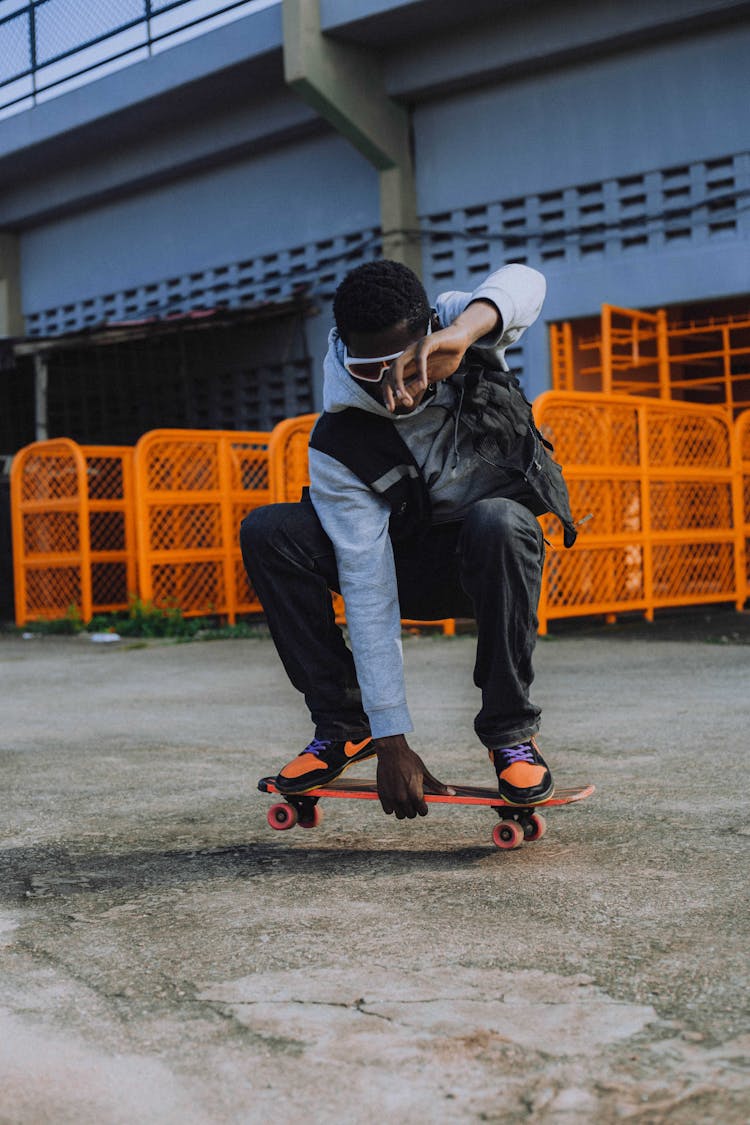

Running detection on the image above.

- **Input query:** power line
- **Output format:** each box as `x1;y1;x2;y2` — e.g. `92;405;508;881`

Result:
25;189;750;334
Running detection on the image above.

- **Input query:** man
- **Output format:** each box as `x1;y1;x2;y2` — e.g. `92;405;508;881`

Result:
241;260;576;820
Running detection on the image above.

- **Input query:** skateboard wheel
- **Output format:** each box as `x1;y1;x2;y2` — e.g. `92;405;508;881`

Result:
492;820;524;850
298;805;323;829
523;812;547;842
267;802;298;830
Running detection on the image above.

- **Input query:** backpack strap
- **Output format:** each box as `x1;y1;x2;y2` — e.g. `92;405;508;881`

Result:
309;410;432;541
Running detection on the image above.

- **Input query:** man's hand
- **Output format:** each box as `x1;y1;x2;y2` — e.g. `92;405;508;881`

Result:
381;299;502;414
381;322;470;413
373;734;454;818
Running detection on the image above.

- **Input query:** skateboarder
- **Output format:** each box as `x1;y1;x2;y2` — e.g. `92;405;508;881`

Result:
241;260;577;820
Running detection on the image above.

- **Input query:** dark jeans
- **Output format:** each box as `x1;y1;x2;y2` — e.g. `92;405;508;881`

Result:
240;497;545;749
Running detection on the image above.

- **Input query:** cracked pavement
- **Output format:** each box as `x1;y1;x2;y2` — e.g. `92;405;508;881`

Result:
0;616;749;1122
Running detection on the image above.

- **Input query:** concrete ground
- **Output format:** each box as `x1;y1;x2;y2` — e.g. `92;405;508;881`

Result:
0;614;748;1124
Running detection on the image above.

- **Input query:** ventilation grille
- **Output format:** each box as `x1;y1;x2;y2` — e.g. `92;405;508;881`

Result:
422;152;747;285
25;228;382;337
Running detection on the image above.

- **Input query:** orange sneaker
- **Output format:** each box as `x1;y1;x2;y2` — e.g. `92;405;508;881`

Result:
274;736;375;795
489;738;554;805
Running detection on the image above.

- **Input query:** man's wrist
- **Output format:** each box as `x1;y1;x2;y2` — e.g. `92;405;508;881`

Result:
453;298;502;345
373;733;409;753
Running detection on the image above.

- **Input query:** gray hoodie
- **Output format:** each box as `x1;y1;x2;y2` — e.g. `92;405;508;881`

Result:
309;263;547;739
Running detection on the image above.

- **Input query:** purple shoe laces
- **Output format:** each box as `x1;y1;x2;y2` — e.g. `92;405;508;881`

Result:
495;742;534;765
302;737;331;758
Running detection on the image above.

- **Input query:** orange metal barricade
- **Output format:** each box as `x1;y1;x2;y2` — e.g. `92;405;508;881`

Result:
268;413;318;504
133;429;271;623
735;409;750;601
535;392;745;633
551;305;750;414
13;403;748;632
11;439;91;624
85;446;137;613
548;322;575;392
11;440;135;625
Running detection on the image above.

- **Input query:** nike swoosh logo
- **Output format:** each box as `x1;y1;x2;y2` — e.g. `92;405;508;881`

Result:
344;738;372;758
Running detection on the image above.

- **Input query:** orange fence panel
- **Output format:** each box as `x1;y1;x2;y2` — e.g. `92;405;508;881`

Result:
11;440;135;625
134;429;271;623
85;446;137;614
735;409;750;601
551;305;750;414
535;392;745;633
13;404;749;633
11;439;91;624
268;413;319;503
549;321;574;392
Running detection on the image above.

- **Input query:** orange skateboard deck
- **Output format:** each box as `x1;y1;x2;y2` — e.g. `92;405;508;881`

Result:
258;776;594;850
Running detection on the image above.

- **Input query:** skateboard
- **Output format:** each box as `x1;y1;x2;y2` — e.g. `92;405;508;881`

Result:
258;776;594;850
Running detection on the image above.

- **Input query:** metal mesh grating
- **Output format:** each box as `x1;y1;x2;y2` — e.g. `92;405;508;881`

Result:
25;565;82;614
540;403;640;466
652;541;736;598
23;509;80;554
91;560;129;607
151;560;225;612
649;481;733;531
647;414;730;468
544;546;645;611
89;509;126;551
146;442;220;493
148;504;223;550
20;449;80;501
12;405;749;626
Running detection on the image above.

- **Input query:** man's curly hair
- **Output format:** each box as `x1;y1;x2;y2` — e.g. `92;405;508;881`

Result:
333;259;430;346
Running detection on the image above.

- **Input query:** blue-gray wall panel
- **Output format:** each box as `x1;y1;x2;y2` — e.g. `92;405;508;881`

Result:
414;23;750;215
0;90;317;228
541;240;750;323
19;133;380;312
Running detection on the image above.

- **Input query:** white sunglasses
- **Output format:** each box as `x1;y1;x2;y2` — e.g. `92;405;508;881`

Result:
343;321;432;382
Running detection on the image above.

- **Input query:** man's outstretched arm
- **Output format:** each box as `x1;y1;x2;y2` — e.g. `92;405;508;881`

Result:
373;733;454;819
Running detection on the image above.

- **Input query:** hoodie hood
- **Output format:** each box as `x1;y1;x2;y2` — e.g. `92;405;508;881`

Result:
322;329;432;420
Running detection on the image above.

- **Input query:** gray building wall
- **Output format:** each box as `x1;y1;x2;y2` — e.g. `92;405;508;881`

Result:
1;0;748;409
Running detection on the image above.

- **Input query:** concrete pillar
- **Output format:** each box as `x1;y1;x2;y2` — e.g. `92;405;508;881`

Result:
0;232;24;338
33;352;49;441
282;0;422;277
379;162;420;274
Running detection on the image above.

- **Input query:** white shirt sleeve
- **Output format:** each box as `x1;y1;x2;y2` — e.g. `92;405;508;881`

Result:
308;447;413;738
436;263;547;363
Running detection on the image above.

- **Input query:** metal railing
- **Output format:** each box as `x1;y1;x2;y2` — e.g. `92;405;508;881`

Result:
550;303;750;414
0;0;275;117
